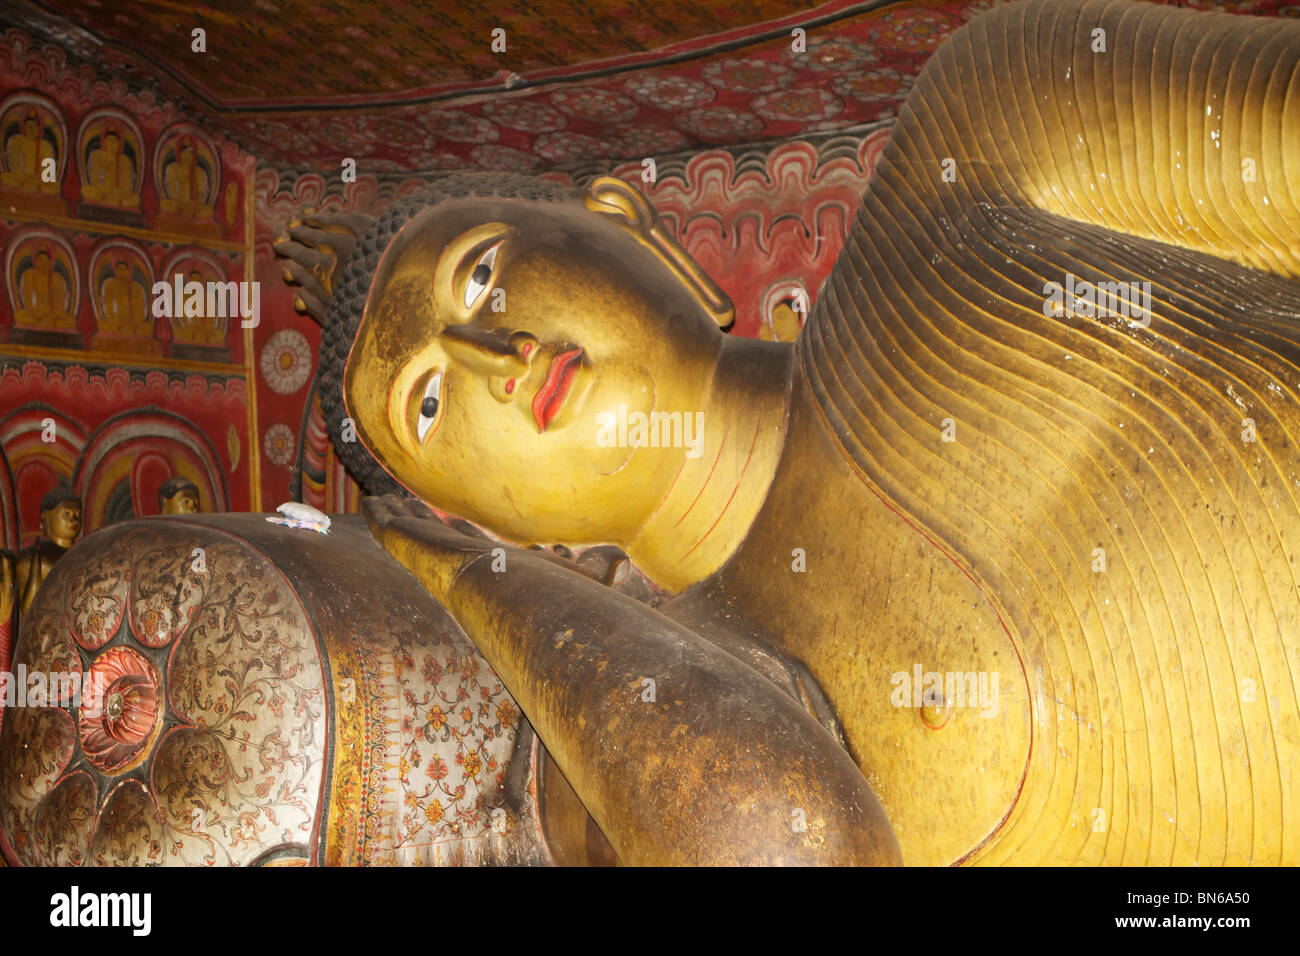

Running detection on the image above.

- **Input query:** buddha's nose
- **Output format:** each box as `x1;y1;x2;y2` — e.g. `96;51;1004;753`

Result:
440;325;536;377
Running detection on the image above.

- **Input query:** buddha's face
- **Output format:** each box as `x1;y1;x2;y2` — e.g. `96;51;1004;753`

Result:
162;489;199;514
35;253;51;274
104;133;119;156
178;146;194;168
42;501;81;542
345;193;723;544
23;118;39;140
114;262;130;281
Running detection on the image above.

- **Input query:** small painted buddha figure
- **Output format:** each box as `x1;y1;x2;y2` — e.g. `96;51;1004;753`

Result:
171;269;225;345
14;485;81;616
161;138;212;222
15;248;75;330
760;298;804;343
83;125;138;208
99;260;151;337
157;477;201;515
1;108;58;195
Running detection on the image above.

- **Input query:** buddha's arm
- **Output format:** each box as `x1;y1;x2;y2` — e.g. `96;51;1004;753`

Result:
14;549;40;615
364;495;900;866
894;0;1300;277
0;551;12;627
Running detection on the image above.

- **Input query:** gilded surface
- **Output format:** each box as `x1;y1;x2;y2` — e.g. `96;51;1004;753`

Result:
318;0;1300;864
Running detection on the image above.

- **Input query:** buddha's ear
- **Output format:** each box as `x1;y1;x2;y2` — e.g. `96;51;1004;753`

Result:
584;176;734;331
584;176;657;235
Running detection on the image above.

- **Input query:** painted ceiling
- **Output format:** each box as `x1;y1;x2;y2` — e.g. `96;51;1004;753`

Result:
17;0;1300;173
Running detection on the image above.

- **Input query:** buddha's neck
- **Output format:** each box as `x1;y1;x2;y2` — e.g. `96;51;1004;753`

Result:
627;335;793;592
41;529;74;550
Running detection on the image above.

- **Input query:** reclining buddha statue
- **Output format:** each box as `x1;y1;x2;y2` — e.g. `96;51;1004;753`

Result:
3;0;1298;866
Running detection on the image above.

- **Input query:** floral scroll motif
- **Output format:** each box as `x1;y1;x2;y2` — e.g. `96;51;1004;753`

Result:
0;524;326;867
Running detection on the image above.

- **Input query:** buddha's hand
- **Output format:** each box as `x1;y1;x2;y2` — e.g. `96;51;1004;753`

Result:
274;207;376;324
362;494;497;605
364;494;639;603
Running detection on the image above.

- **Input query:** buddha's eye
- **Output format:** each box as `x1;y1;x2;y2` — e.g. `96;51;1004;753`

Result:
464;243;501;310
417;372;442;443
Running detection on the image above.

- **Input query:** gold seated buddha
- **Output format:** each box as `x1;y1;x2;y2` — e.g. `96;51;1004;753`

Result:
14;251;76;330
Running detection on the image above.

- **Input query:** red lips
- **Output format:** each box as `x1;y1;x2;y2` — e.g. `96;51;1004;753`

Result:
531;348;583;432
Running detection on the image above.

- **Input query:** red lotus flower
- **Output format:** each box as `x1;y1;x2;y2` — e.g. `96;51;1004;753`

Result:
78;647;161;774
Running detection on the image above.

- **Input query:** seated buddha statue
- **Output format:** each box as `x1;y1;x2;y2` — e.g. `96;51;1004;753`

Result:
277;0;1300;867
98;260;152;337
82;126;139;209
15;249;76;330
160;139;213;222
1;109;58;195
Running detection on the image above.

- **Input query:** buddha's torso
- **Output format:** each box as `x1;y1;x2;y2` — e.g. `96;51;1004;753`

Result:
102;276;143;323
672;372;1033;866
7;133;41;176
683;180;1300;868
20;269;58;312
166;162;203;204
674;0;1300;866
88;149;132;199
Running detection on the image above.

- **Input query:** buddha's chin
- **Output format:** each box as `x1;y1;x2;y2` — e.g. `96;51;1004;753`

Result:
596;440;637;478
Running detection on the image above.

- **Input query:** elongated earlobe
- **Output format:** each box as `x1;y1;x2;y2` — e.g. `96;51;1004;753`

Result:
584;176;734;331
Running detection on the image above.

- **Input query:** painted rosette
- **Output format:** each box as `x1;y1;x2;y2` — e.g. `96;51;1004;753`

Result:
78;646;162;775
263;422;296;466
260;329;312;395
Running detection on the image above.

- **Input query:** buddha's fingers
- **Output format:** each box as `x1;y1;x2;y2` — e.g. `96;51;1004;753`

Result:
285;222;339;251
362;494;491;601
278;232;338;275
279;259;329;316
292;289;328;323
275;240;336;294
431;547;901;865
284;224;353;286
300;209;374;243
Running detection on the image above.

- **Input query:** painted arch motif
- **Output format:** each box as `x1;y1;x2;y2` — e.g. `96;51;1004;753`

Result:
73;407;230;531
0;404;87;549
